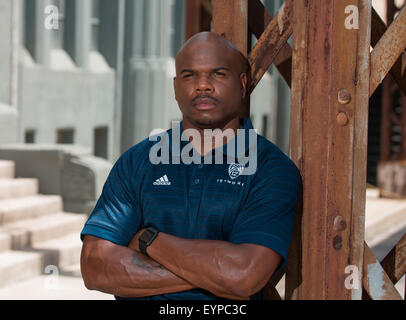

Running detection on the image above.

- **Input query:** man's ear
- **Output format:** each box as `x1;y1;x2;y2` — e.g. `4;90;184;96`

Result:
173;76;178;100
240;73;248;99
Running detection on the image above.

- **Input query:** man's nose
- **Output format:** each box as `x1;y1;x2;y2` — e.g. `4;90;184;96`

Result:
195;75;214;93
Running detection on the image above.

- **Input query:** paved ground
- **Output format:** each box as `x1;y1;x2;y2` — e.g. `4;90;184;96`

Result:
0;188;404;300
0;264;113;300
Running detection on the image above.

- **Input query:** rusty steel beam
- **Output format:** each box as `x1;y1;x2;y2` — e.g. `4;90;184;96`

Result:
286;0;370;300
371;8;406;97
380;233;406;285
363;243;403;300
247;0;293;93
247;0;292;86
370;4;406;97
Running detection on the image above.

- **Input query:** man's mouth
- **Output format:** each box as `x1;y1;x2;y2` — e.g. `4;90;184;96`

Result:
192;95;218;111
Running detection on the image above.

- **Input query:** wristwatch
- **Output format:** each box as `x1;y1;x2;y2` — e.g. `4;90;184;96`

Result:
138;226;159;257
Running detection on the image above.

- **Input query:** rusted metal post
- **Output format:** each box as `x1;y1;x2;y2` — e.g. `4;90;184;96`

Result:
286;0;371;299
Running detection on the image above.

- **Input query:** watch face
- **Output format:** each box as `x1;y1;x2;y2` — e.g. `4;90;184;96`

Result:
140;229;153;242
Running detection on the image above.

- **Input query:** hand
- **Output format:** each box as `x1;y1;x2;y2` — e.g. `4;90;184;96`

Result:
128;228;146;252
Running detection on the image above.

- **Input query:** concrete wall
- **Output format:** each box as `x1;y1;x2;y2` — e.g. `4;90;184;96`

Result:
0;0;12;103
19;49;116;159
0;104;18;143
0;0;19;143
18;0;117;161
121;0;183;151
0;0;292;158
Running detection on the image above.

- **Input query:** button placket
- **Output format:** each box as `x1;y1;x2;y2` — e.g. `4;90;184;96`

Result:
188;163;205;234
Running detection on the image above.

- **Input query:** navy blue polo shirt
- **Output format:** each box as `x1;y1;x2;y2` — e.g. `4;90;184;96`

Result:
81;118;301;300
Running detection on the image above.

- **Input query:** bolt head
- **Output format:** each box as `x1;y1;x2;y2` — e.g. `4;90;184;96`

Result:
336;112;349;126
338;89;351;105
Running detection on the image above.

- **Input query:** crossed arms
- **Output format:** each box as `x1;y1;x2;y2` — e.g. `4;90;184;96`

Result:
81;230;282;300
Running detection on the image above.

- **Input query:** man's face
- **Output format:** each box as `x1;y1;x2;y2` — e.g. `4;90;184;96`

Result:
174;38;247;129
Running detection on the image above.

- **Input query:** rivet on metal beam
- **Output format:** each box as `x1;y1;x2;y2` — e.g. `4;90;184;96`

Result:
333;215;347;231
336;112;349;126
338;88;351;104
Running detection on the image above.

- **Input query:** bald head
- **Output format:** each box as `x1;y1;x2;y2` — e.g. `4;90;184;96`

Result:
175;32;248;75
173;31;248;130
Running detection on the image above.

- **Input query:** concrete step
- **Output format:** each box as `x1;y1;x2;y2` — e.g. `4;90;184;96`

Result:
0;178;39;200
32;233;83;268
0;232;83;288
0;212;87;249
0;160;14;179
0;250;43;287
0;195;63;225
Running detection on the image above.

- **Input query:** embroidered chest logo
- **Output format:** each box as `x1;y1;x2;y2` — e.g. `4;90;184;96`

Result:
228;163;245;180
153;174;171;186
216;163;246;187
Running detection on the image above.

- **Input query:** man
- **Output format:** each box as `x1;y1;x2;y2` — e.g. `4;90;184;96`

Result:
80;32;300;300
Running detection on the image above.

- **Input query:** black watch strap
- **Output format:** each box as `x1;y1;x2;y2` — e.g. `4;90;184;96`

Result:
139;226;159;257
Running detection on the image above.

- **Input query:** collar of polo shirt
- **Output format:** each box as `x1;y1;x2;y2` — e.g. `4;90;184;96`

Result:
167;117;257;164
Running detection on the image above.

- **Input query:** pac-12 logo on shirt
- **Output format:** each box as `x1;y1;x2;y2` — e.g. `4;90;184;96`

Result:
228;163;245;180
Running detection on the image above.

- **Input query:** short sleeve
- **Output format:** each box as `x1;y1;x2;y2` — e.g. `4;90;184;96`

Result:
229;149;301;269
80;147;143;246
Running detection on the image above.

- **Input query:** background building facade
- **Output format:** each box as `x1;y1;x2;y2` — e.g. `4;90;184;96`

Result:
0;0;290;164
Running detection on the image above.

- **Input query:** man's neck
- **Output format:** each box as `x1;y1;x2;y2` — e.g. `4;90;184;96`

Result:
182;117;242;156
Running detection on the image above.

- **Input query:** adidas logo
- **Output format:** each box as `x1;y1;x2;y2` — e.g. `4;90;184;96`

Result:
153;175;171;186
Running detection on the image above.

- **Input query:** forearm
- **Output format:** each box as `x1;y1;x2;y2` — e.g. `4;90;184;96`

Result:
81;236;195;298
146;232;252;299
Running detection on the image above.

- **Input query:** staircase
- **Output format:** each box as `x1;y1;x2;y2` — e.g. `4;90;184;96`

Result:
0;160;87;287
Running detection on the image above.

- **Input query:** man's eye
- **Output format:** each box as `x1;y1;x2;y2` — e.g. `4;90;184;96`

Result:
214;71;225;77
183;74;193;78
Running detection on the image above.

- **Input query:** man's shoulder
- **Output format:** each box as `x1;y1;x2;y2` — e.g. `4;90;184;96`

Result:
256;135;292;162
255;134;300;176
122;128;172;159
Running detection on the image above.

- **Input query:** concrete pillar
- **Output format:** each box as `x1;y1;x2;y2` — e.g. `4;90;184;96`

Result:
0;0;19;143
24;0;52;66
99;0;126;162
121;0;181;152
64;0;91;68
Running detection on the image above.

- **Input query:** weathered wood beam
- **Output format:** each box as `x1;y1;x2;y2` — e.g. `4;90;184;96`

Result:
248;0;293;87
212;0;248;55
370;5;406;97
212;0;249;118
185;0;212;41
247;0;293;93
264;285;282;300
363;243;402;300
200;0;212;15
380;233;406;284
286;0;370;300
371;7;406;97
248;0;292;87
185;0;202;41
